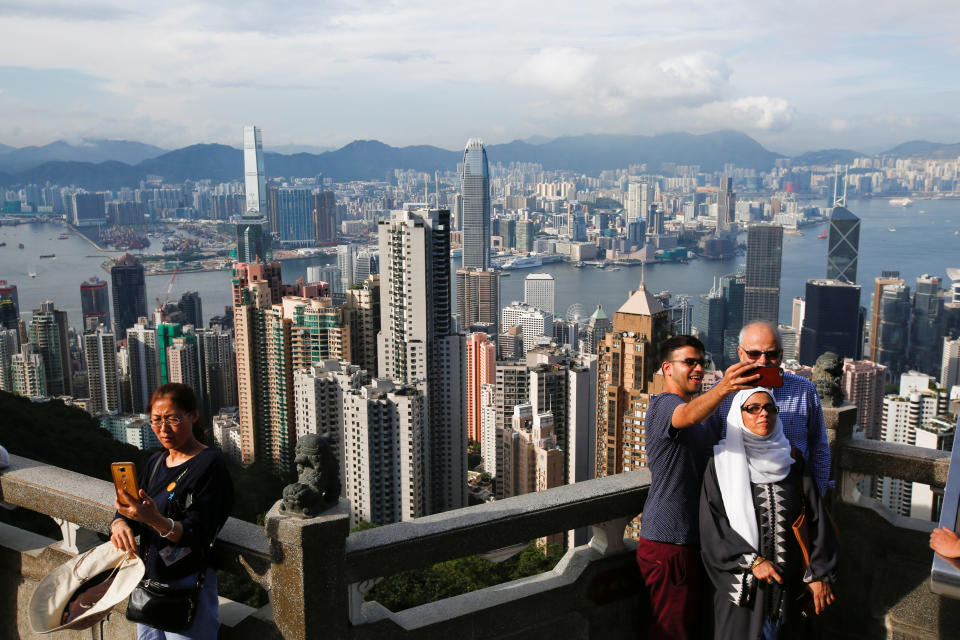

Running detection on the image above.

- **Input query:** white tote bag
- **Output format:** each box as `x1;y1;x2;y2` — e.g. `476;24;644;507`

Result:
29;541;145;633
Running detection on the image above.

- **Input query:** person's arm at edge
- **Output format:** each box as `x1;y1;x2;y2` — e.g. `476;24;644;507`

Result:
672;361;760;429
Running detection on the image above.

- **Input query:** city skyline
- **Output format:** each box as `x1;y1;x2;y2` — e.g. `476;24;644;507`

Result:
2;2;960;153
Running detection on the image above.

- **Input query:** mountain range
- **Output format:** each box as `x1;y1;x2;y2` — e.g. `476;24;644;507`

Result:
0;132;957;190
0;139;166;173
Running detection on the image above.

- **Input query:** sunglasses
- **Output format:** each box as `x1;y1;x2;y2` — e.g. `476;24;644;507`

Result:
740;348;782;360
741;403;779;415
668;357;709;368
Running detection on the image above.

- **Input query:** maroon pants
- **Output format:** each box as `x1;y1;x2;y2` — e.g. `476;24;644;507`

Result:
636;536;703;640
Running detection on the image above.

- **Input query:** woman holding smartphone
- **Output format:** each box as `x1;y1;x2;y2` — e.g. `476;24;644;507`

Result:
110;383;234;640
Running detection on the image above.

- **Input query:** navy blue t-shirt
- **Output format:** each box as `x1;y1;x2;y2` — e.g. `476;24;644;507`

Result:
117;448;234;582
639;392;719;545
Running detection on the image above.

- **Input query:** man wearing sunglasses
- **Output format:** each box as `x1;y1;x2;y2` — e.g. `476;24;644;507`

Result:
636;335;761;639
708;320;832;496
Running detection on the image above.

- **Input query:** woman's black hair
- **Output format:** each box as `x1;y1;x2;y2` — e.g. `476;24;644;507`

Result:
147;383;205;443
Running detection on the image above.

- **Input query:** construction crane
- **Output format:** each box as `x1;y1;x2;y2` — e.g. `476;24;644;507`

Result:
154;266;179;322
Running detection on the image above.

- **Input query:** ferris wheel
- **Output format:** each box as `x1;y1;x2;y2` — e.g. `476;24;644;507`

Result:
565;303;585;324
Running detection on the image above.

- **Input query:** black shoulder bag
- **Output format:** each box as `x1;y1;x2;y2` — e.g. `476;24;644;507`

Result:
125;454;204;633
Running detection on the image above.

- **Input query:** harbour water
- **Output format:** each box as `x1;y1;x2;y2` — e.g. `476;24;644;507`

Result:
1;198;958;331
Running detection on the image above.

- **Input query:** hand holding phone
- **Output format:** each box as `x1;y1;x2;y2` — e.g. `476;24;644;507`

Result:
755;366;784;388
111;462;140;507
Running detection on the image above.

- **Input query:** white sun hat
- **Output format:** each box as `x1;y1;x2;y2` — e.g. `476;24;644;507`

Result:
29;540;145;633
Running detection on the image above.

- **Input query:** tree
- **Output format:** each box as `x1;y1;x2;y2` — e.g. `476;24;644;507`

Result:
365;541;565;611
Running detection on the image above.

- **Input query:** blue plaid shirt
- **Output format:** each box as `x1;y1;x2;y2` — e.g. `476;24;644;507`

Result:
707;371;833;496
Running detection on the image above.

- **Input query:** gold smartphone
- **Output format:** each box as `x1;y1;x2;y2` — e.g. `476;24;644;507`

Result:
111;462;140;506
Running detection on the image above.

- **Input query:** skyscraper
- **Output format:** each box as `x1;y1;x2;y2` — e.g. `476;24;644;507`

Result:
501;302;552;353
515;219;534;253
826;205;860;283
0;329;18;392
524;273;555;316
460;138;491;270
721;272;746;367
626;181;652;225
910;274;944;376
11;343;46;397
869;272;905;363
595;281;670;480
377;206;466;514
127;317;159;413
196;326;236;420
716;177;735;233
799;279;863;365
177;291;203;328
743;224;783;324
233;261;288;472
237;126;272;263
80;277;111;332
313;190;337;245
28;301;72;397
466;333;496;442
244;125;266;217
697;281;725;362
342;378;427;526
873;280;911;375
156;322;182;385
842;359;888;439
0;280;20;326
110;254;148;337
274;186;314;246
456;268;500;335
336;244;355;291
167;336;198;389
67;193;107;227
583;304;611;356
84;326;119;414
878;381;948;516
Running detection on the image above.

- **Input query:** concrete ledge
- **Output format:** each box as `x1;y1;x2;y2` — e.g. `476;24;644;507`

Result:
345;471;649;582
838;439;950;488
0;454;272;578
353;545;644;640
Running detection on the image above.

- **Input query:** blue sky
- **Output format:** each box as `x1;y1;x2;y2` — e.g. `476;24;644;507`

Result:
2;0;959;155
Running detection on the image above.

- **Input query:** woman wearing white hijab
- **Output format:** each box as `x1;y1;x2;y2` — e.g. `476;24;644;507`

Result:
699;388;838;639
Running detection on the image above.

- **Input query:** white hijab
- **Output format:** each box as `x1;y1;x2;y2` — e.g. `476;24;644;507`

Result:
713;388;794;551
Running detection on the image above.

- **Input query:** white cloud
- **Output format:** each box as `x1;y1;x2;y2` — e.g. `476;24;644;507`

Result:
0;0;959;150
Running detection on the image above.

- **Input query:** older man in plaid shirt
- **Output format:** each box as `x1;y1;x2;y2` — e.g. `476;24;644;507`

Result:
708;320;833;496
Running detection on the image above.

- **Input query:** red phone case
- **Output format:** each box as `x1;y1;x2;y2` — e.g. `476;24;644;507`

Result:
756;366;784;387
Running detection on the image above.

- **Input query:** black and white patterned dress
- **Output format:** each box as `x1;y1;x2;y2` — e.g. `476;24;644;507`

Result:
699;455;838;639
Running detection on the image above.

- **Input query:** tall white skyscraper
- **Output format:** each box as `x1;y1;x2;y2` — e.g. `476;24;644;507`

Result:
377;206;466;514
460;138;490;271
337;244;355;291
626;181;651;225
342;378;427;526
524;273;555;315
126;317;159;414
243;126;266;216
84;326;119;414
238;126;271;262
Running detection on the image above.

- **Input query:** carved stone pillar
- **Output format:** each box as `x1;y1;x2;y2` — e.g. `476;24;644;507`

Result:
264;498;351;640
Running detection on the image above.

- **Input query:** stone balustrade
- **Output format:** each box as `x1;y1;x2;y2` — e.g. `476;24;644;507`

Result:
0;403;958;638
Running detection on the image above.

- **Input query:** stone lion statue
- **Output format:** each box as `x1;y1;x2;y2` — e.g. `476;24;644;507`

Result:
812;351;844;408
280;434;341;518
